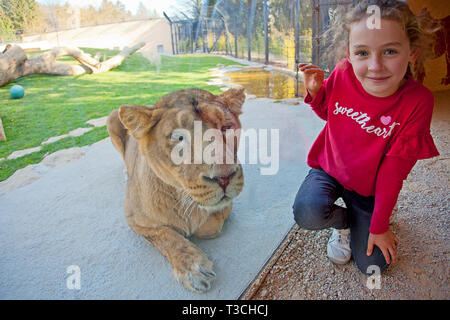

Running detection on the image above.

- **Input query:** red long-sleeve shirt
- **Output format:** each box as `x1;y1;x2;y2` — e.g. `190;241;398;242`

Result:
304;59;439;234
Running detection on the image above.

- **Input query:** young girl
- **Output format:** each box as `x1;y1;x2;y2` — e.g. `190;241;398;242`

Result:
293;0;440;274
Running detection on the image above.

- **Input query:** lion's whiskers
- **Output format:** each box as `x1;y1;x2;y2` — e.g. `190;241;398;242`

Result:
187;199;197;219
176;189;196;221
175;190;188;208
183;198;196;220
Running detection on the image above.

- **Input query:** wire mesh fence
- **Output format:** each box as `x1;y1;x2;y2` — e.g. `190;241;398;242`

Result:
165;0;316;71
162;0;361;72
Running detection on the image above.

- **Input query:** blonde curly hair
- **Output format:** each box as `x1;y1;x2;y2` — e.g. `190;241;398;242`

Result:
322;0;441;81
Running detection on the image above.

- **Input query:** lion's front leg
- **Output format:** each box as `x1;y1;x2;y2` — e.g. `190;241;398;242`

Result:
194;205;231;239
140;226;215;292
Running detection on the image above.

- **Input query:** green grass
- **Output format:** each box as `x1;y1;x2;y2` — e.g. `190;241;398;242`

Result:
0;49;243;181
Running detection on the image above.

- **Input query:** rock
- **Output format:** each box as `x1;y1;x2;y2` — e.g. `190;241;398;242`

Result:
86;116;108;127
68;127;93;137
41;147;85;168
41;134;69;145
6;146;42;160
0;165;42;196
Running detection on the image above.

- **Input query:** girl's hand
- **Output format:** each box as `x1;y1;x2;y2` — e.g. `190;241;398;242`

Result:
298;63;325;99
367;229;399;264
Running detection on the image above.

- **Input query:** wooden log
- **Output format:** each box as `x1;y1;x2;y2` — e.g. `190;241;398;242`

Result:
0;42;145;87
0;45;28;87
0;117;6;141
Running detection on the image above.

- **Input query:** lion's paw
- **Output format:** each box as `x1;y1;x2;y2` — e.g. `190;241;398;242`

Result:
173;253;216;293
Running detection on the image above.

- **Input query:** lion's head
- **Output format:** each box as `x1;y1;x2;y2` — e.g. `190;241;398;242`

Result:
118;87;245;212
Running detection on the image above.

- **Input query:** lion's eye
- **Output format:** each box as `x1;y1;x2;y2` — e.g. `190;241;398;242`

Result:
170;129;190;143
170;134;183;142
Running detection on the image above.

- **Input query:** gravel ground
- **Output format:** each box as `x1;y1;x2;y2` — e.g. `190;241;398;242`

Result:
242;90;449;300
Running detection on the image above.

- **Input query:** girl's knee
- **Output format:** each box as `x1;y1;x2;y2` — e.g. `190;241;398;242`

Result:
292;199;329;230
353;251;390;275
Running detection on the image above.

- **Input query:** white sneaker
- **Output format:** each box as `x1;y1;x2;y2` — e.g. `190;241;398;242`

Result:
327;228;351;264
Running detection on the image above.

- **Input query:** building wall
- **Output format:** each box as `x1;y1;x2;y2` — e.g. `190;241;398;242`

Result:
139;19;172;54
21;19;172;55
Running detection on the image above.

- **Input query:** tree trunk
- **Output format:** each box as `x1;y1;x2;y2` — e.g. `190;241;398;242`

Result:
215;7;232;57
0;42;145;87
247;0;256;61
264;0;269;65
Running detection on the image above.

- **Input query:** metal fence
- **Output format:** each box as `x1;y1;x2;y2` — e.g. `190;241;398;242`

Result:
165;0;316;71
311;0;356;72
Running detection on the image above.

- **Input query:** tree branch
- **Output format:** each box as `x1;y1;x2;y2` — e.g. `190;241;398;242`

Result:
0;42;146;87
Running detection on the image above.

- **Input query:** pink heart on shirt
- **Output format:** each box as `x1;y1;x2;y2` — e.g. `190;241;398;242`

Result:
380;116;391;125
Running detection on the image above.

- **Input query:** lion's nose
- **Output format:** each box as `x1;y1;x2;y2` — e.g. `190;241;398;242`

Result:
203;170;236;191
218;170;238;190
218;175;231;191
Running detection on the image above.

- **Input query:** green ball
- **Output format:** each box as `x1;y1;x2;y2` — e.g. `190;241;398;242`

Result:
10;85;25;99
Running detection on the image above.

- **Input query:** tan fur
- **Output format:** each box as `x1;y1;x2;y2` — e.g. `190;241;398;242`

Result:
106;87;245;292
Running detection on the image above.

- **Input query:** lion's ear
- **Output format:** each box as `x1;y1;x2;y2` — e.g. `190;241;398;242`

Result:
219;86;245;116
118;105;164;139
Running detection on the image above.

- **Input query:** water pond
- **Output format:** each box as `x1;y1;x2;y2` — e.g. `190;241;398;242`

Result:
222;68;305;100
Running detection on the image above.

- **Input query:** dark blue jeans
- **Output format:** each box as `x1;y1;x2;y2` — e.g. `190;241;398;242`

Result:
292;168;389;274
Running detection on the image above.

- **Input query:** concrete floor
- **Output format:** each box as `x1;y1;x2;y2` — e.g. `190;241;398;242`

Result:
0;98;324;299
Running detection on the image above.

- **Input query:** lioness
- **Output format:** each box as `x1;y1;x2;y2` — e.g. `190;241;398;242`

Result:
106;87;245;292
